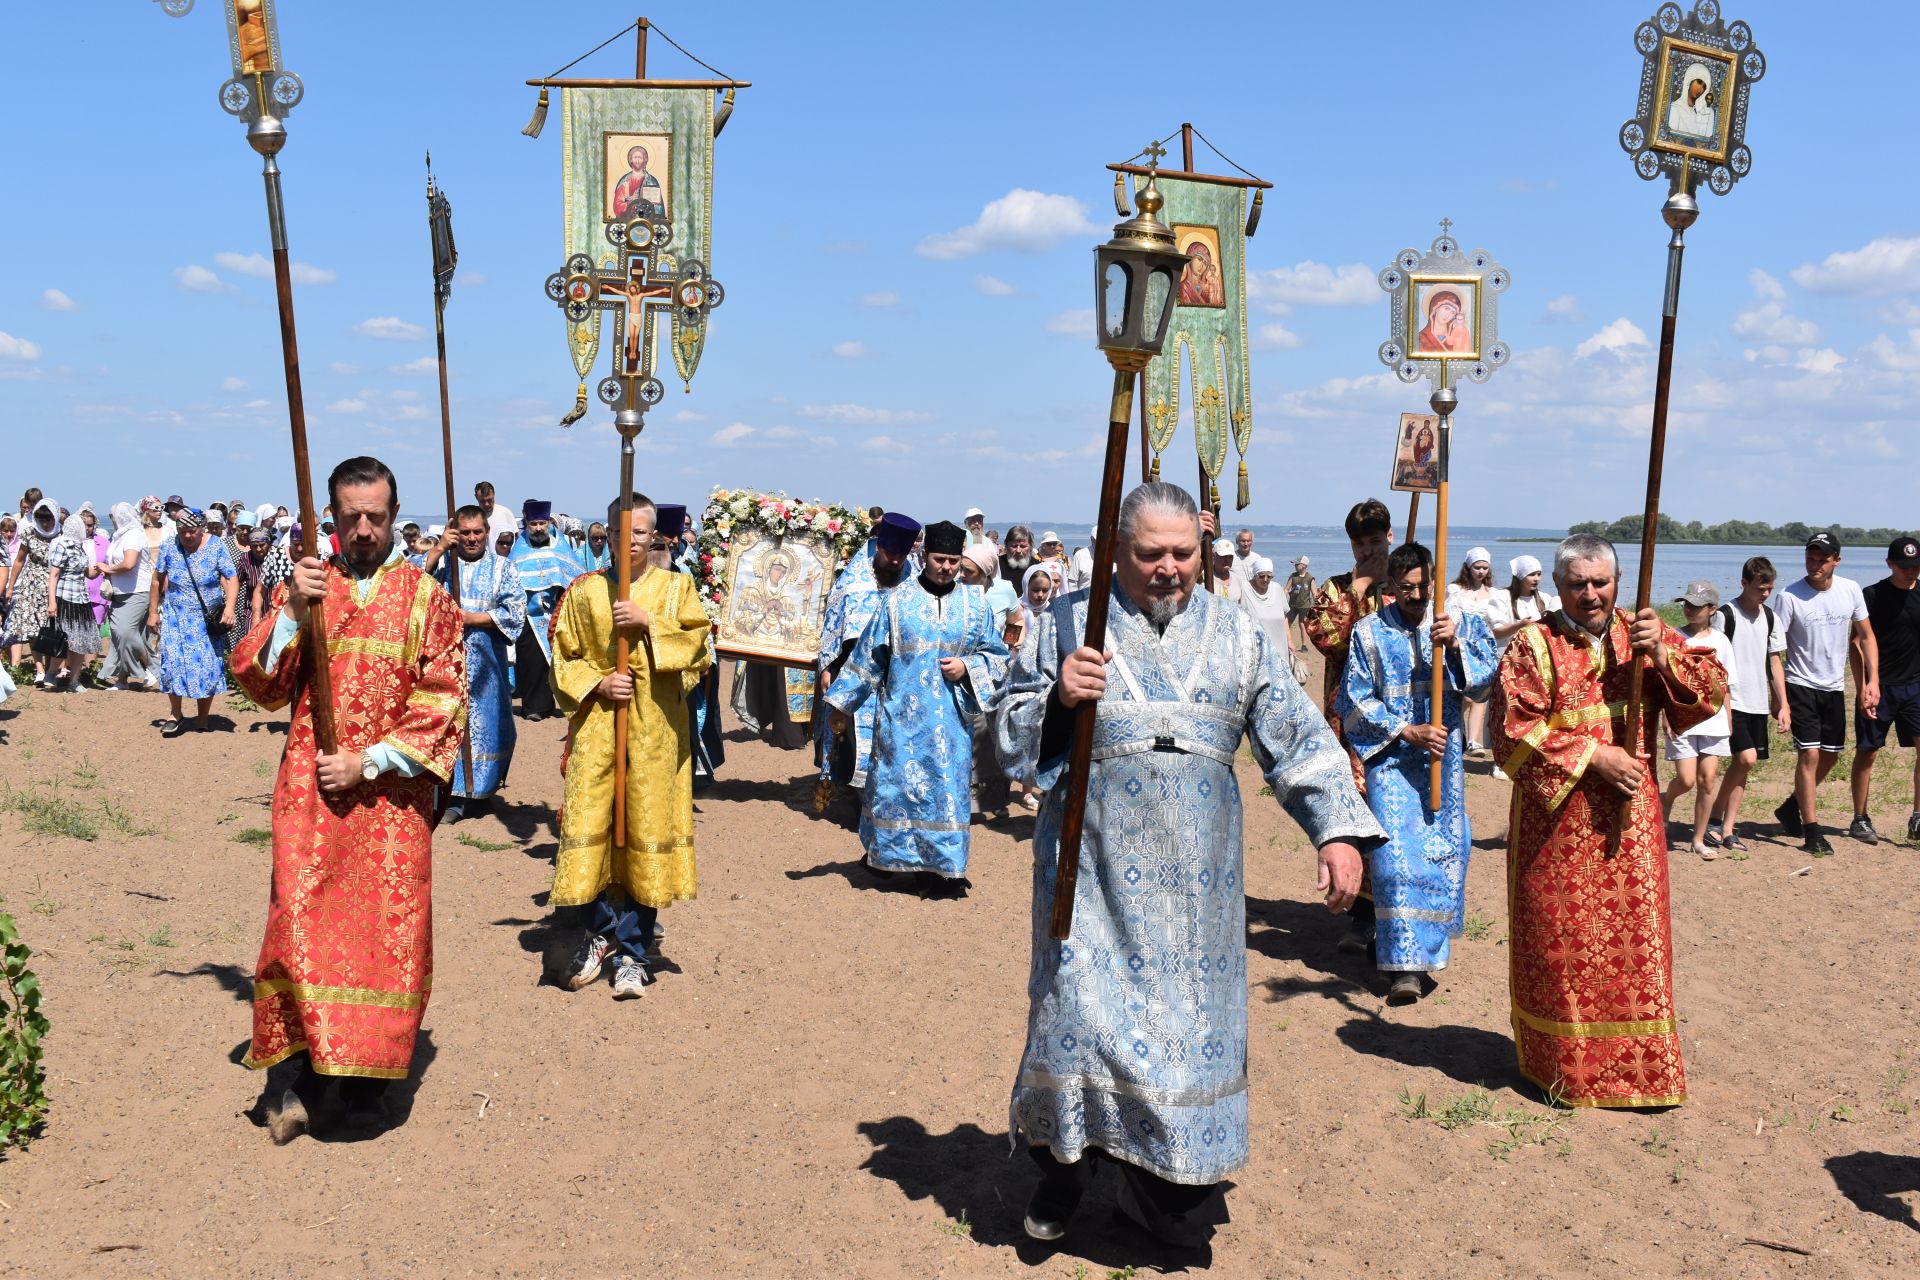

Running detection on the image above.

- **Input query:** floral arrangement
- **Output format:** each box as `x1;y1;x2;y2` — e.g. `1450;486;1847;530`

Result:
692;488;873;621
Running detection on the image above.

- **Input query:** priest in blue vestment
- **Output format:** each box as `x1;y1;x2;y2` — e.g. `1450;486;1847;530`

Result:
992;482;1381;1248
816;512;919;807
1333;541;1497;1005
428;505;527;820
508;498;584;721
826;519;1007;894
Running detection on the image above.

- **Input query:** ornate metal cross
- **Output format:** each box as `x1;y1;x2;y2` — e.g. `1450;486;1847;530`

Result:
1196;381;1227;438
1438;217;1453;237
1143;140;1167;167
599;253;676;381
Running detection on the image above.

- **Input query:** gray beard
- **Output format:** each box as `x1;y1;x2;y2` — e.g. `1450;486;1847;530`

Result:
1146;596;1181;632
527;531;550;547
1004;552;1032;574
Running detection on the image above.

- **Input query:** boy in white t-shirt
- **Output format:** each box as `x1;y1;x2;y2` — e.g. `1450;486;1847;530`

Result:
1770;532;1879;856
1662;581;1737;859
1705;556;1789;851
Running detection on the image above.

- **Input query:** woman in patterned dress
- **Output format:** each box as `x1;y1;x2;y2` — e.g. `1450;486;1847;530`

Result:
3;500;62;683
44;515;103;689
146;508;238;736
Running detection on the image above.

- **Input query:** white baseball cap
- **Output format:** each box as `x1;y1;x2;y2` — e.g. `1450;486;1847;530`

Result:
963;507;984;521
1212;538;1234;556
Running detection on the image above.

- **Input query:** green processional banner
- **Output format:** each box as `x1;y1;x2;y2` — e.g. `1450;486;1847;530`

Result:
560;86;715;414
1141;178;1253;508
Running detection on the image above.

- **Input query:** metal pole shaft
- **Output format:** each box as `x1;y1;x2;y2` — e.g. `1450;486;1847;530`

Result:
262;152;337;757
1051;368;1135;940
1613;204;1692;853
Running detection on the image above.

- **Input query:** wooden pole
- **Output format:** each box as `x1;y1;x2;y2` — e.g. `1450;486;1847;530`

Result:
1197;461;1215;593
1405;490;1421;547
612;432;637;849
635;16;649;79
1612;183;1699;854
1181;122;1194;173
261;151;336;756
1051;369;1136;940
1426;381;1455;811
432;294;475;797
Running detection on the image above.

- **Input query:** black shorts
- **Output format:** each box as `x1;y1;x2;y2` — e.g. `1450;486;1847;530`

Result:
1728;710;1771;760
1786;683;1846;754
1857;680;1920;752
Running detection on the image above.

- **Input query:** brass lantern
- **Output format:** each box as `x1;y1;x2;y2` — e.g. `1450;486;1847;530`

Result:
1093;171;1189;373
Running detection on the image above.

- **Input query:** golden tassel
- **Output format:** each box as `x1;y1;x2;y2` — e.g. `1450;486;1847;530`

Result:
1245;188;1264;237
1149;454;1161;482
521;87;550;139
1236;458;1250;510
558;380;588;427
1112;171;1130;218
713;87;736;138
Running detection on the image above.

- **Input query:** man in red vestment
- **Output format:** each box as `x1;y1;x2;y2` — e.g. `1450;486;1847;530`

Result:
1492;533;1726;1108
231;456;466;1142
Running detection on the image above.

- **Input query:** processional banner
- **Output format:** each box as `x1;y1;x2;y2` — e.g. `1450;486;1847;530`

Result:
557;86;716;419
1140;177;1252;508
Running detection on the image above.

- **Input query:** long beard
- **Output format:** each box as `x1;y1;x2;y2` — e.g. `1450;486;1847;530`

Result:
1004;552;1032;574
1146;596;1181;631
874;561;904;588
527;530;550;547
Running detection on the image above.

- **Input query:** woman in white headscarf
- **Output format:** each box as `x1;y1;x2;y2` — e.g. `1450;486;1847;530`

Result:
3;499;63;681
44;514;103;689
1446;546;1499;760
1486;553;1561;653
96;499;167;689
1238;554;1292;647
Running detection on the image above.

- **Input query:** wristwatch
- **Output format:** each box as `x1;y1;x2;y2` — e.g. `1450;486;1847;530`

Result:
360;753;380;783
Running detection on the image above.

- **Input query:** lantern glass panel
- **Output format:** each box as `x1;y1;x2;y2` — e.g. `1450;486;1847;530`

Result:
1142;266;1174;349
1101;260;1132;343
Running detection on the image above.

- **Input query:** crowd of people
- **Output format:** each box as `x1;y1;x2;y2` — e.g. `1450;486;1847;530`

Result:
4;462;1917;1255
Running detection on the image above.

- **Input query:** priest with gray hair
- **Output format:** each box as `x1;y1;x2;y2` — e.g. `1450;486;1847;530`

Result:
991;481;1382;1249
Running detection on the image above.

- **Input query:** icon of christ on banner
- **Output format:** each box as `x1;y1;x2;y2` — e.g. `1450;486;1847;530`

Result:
603;131;672;222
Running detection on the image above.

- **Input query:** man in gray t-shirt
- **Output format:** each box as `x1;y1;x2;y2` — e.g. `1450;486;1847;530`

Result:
1768;533;1879;855
1706;556;1788;851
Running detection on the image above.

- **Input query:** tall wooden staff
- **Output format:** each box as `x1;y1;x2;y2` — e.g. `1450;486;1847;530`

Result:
164;0;335;752
1376;224;1513;810
425;155;474;793
1051;157;1189;940
1610;2;1766;851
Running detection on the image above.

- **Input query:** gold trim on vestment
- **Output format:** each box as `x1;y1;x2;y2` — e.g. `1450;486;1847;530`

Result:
407;689;463;716
1549;701;1627;730
253;977;431;1010
385;733;452;783
242;1039;410;1079
329;636;405;661
1548;738;1596;811
404;574;433;666
1513;1003;1675;1039
1516;1060;1684;1109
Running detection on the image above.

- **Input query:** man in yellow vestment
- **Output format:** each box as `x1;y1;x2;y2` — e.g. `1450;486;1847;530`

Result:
549;493;712;999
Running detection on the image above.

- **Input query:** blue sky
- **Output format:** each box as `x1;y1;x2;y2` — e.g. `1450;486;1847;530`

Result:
2;1;1915;530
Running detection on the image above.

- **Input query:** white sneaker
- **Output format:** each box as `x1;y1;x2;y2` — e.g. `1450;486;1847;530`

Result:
564;934;614;990
610;955;647;1000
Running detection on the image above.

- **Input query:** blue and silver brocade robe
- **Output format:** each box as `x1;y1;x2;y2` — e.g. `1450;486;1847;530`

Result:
435;552;526;799
815;541;889;787
508;538;584;661
825;577;1008;877
1333;607;1497;973
993;585;1382;1185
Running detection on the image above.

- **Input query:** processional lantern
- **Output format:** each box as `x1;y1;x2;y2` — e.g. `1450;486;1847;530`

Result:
1377;224;1512;812
1049;156;1191;942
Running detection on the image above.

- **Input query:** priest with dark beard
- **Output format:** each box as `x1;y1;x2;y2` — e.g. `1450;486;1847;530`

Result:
815;513;921;811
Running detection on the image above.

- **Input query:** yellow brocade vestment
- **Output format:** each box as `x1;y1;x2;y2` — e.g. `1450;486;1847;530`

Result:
549;567;712;909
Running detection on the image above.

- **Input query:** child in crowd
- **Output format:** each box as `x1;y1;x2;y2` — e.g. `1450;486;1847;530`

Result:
1663;580;1738;860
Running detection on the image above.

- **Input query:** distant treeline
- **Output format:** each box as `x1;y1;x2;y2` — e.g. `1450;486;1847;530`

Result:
1564;514;1910;546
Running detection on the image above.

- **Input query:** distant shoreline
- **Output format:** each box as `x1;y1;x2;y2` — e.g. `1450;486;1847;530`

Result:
1497;536;1803;546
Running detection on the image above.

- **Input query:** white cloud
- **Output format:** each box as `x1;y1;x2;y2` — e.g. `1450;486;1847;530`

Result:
214;250;337;285
1246;261;1375;313
861;435;910;455
0;331;42;361
327;362;361;375
353;316;427;342
1543;294;1583;323
40;289;77;312
1880;299;1920;325
831;340;867;359
975;274;1016;297
327;398;368;414
1574;318;1650;359
221;376;248;391
391;356;438;375
1733;270;1820;345
1868;329;1920;372
857;291;900;308
711;422;755;447
916;189;1099;260
671;408;709;423
1253;323;1303;350
1795;348;1845;375
173;264;234;294
1046;308;1093;337
1790;235;1920;297
799;403;933;426
457;270;488;287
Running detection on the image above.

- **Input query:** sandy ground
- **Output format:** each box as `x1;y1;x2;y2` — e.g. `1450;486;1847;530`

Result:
2;651;1919;1279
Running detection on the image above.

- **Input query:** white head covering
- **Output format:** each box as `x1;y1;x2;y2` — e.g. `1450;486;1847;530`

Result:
1509;554;1543;582
255;503;278;527
60;514;86;543
1465;546;1491;567
111;501;138;534
1250;555;1274;577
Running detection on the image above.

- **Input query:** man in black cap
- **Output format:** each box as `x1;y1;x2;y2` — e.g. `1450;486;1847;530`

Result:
816;512;920;810
1771;531;1878;855
1848;535;1920;845
826;518;1007;895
